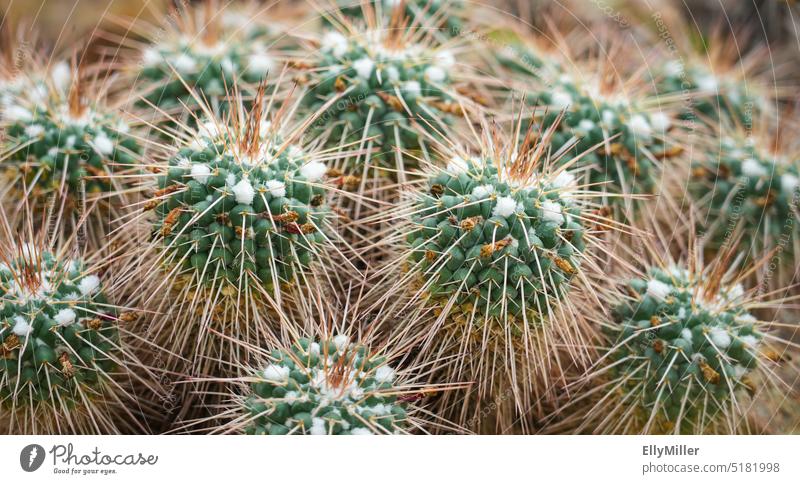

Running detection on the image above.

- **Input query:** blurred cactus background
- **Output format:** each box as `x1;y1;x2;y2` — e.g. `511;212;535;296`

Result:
1;0;799;435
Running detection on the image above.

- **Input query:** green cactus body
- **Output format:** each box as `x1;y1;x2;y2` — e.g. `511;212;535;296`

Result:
155;120;330;289
691;136;799;247
245;336;407;435
533;77;675;195
407;156;585;320
331;0;464;37
608;266;763;433
137;21;276;112
658;61;764;125
2;92;140;199
0;250;118;407
301;30;457;168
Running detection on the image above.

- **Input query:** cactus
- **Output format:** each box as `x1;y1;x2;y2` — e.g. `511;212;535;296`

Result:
298;14;464;171
690;133;799;257
328;0;464;38
242;335;407;435
596;264;771;434
131;1;279;120
0;244;153;433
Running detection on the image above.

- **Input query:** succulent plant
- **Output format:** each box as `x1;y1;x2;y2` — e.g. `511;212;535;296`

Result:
601;265;769;433
329;0;464;38
298;19;464;171
243;335;407;435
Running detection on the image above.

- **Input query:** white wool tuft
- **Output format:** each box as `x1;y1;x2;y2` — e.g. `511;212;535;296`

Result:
321;31;348;57
265;179;286;198
446;156;468;174
735;313;757;324
310;417;327;435
92;131;115;155
680;328;693;342
646;279;671;301
78;275;101;295
24;124;45;138
12;316;32;336
740;335;759;348
577;119;595;134
550;89;572;109
287;145;304;160
540;200;565;225
232;178;255;205
349;428;373;435
247;53;274;74
628;114;652;140
4;105;32;121
333;334;350;351
54;308;77;326
781;173;799;194
220;58;234;73
173;53;197;73
353;57;375;79
552;171;576;189
697;74;718;91
424;66;446;83
300;161;327;182
471;184;495;199
664;60;684;77
263;364;290;382
741;158;768;178
650;112;671;132
733;365;747;379
191;164;212;184
403;80;422;97
142;48;161;66
435;50;456;69
309;342;321;355
709;327;732;349
602;109;616;127
51;62;71;92
492;196;520;218
385;66;400;82
726;284;744;301
374;365;396;383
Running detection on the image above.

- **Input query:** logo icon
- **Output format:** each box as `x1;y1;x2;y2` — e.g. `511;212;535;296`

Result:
20;444;46;472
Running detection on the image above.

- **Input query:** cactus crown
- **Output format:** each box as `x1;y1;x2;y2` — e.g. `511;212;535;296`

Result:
301;17;458;166
532;73;675;194
136;3;276;110
331;0;464;37
0;248;118;406
407;133;586;319
691;134;799;243
245;336;407;435
2;65;140;198
608;265;764;433
153;89;330;289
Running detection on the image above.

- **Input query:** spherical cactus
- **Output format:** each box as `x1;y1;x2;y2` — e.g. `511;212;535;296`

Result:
599;264;770;434
690;133;799;256
151;115;331;290
242;335;407;435
2;76;140;200
131;2;279;117
0;245;153;433
298;18;465;171
530;75;678;196
407;154;585;319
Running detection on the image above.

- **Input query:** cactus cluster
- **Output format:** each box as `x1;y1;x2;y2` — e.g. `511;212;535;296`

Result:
300;27;459;168
153;119;331;289
408;155;585;319
607;266;764;433
0;249;117;406
244;336;406;435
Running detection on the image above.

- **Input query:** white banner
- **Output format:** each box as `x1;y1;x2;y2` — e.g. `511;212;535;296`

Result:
1;435;797;483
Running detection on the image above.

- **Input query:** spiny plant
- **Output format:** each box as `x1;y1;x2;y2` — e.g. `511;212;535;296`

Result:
0;219;161;434
115;0;282;124
518;48;682;203
557;232;795;435
688;124;800;275
325;0;465;39
367;114;619;432
113;83;360;414
296;7;482;175
0;59;143;247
